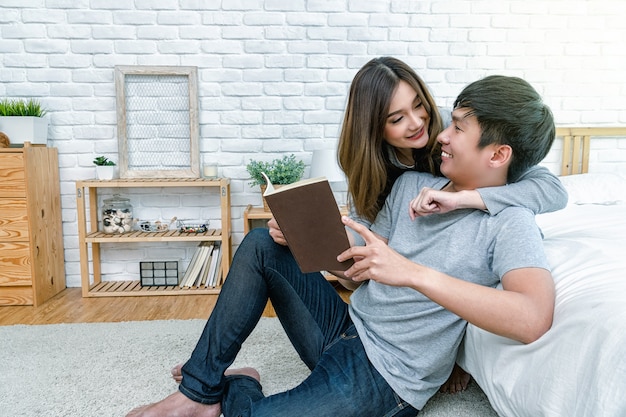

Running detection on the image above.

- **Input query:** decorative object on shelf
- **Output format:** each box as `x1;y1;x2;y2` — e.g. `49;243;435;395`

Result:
202;163;218;179
140;261;179;286
115;65;200;178
0;132;9;148
93;155;117;180
177;219;210;233
0;98;49;146
101;194;134;234
137;216;177;232
246;154;305;211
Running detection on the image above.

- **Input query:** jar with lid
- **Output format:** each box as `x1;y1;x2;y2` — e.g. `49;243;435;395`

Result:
101;194;134;234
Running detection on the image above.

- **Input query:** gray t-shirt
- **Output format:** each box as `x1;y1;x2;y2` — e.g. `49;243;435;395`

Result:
348;171;550;410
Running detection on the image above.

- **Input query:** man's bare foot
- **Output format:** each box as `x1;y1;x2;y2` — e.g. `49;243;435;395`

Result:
225;367;261;383
440;363;471;394
127;369;259;417
171;364;260;385
125;391;221;417
171;363;183;384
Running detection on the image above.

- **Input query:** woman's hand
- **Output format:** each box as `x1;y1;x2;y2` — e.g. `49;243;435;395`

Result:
409;188;486;219
267;217;287;246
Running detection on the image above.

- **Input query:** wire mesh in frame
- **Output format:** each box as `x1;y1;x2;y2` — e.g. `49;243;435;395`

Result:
115;66;200;178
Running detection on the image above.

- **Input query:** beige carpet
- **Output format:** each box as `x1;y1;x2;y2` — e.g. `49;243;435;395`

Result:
0;318;497;416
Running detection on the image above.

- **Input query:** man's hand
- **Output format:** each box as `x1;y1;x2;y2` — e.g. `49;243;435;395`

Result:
267;217;287;246
409;188;486;219
338;216;417;287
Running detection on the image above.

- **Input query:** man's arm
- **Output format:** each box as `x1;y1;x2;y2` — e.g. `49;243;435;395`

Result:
413;266;554;344
338;217;555;344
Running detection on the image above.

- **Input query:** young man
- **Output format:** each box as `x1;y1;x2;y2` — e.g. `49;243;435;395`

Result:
126;75;556;417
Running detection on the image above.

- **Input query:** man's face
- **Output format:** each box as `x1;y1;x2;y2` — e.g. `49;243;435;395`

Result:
437;108;496;189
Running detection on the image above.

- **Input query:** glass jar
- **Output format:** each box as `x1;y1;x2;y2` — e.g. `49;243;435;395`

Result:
101;194;134;234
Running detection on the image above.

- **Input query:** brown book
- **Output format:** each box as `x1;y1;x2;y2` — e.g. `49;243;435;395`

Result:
262;173;354;273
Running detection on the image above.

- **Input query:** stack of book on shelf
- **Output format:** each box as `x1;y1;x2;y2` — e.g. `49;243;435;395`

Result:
179;242;223;289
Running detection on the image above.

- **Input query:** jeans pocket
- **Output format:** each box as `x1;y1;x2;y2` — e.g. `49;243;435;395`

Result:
322;324;358;353
383;392;419;417
340;324;359;340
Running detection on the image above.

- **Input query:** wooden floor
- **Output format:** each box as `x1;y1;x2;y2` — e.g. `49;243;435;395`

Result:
0;284;351;325
0;288;217;325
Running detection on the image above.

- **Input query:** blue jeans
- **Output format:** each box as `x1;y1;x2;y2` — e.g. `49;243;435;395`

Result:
179;229;418;417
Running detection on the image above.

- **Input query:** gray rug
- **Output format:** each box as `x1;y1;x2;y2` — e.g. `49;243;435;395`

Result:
0;319;497;417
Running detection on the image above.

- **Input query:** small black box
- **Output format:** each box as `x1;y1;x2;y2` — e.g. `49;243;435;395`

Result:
140;261;179;286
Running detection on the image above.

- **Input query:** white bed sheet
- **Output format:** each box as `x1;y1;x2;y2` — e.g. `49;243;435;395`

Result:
459;203;626;417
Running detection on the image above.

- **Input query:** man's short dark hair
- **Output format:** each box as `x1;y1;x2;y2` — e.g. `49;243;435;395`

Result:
453;75;555;181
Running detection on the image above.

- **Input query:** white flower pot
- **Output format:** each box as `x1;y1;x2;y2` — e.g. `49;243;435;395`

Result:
0;116;49;146
96;166;116;180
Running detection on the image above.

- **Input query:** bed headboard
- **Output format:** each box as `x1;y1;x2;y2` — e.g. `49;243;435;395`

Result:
556;127;626;176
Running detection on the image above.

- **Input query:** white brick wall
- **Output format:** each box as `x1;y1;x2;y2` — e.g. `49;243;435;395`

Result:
1;0;625;287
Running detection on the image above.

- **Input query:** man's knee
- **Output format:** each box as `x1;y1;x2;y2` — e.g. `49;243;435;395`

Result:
239;228;273;251
247;227;272;241
236;228;288;262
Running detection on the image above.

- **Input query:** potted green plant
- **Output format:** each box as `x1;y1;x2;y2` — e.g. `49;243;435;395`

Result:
246;154;305;211
93;156;117;180
0;98;49;146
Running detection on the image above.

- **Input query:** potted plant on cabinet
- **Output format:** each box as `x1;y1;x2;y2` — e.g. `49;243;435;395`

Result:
246;154;305;211
0;98;49;147
93;156;117;180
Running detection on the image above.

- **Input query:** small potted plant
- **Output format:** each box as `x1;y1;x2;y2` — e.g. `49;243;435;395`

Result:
93;156;117;180
246;154;305;211
0;98;49;146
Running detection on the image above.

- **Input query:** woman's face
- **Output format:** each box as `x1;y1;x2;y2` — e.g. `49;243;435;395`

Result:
383;80;431;155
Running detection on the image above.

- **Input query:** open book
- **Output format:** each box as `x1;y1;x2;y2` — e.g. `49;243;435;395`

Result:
262;172;354;273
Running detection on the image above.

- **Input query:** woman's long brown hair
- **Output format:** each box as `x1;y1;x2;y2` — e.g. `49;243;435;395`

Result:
338;57;443;222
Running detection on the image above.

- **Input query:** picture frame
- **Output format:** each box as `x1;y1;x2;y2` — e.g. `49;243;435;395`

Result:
115;65;200;178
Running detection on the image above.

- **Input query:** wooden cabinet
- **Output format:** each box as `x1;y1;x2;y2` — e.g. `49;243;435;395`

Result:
0;144;66;306
76;178;232;297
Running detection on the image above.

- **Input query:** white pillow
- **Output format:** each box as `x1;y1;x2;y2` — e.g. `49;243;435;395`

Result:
558;172;626;205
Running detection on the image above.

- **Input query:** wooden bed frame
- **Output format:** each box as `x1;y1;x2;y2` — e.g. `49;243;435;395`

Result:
556;127;626;176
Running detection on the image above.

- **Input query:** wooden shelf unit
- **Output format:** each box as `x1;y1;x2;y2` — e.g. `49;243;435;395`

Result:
76;177;231;297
